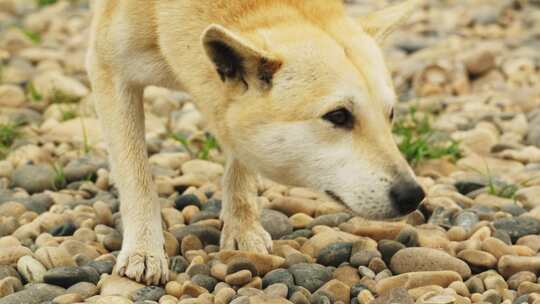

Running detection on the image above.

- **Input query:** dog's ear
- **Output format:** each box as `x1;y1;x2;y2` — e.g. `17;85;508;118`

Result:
358;0;421;43
202;24;282;90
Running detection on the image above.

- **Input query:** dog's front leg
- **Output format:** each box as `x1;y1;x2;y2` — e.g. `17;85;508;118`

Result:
220;158;273;253
91;74;168;285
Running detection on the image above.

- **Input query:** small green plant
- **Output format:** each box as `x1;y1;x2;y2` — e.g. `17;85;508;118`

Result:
22;29;41;44
170;132;220;160
484;165;519;199
393;106;461;165
50;89;80;104
37;0;57;7
51;163;66;190
26;82;43;102
0;123;21;159
197;133;219;160
170;132;194;156
61;109;77;121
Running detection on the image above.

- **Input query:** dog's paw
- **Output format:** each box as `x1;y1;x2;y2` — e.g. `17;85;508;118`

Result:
221;222;273;253
115;249;169;285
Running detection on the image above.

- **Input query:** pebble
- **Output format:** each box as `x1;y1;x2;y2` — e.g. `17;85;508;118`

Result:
289;263;332;293
457;249;497;269
0;283;65;304
264;283;288;298
492;217;540;242
192;274;217;292
261;209;293;240
390;247;471;279
66;281;98;299
225;270;253;286
262;269;294;291
316;242;352;267
131;286;165;302
498;256;540;278
10;164;56;194
43;266;99;288
378;240;405;264
215;287;236;304
52;293;83;304
375;271;462;293
16;255;47;283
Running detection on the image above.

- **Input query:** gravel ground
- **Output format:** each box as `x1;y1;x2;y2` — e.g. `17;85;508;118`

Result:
1;0;540;303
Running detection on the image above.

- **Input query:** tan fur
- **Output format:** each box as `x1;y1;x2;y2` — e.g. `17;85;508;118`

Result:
87;0;422;284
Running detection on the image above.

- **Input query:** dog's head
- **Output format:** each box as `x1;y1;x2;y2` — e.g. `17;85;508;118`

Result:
202;0;425;219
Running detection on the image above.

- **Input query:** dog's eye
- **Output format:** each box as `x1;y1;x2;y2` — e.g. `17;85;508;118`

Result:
389;108;395;121
323;108;354;129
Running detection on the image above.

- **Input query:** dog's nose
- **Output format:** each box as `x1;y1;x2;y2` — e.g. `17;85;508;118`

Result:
389;180;425;215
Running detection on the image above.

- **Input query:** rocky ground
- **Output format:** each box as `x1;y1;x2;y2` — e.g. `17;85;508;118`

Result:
1;0;540;303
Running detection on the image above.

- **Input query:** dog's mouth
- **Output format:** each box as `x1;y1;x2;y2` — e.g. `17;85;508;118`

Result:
324;189;408;222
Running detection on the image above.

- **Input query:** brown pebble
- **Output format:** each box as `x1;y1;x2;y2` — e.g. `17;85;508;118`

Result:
507;271;536;290
215;286;236;304
390;247;471;279
52;293;83;304
181;234;203;256
482;237;516;259
165;281;183;298
457;249;497;268
318;279;350;303
333;265;360;287
498;255;540;278
375;271;462;293
225;270;252;286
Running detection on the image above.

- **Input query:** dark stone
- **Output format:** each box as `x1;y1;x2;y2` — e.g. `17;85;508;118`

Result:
311;290;334;304
186;264;210;277
378;240;405;265
281;229;313;240
49;223;76;236
455;178;487;195
262;269;294;291
261;209;293;240
170;225;220;245
493;216;540;242
192;274;217;292
226;257;258;277
131;286;165;302
316;243;352;267
63;157;102;183
500;204;527;217
0;283;65;304
395;227;419;247
307;213;352;229
174;194;201;210
170;255;189;273
351;282;368;298
189;211;219;224
289;263;332;293
86;260;114;275
43;266;99;288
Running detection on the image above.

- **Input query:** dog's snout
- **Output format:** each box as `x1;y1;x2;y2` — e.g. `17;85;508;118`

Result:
389;180;425;215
